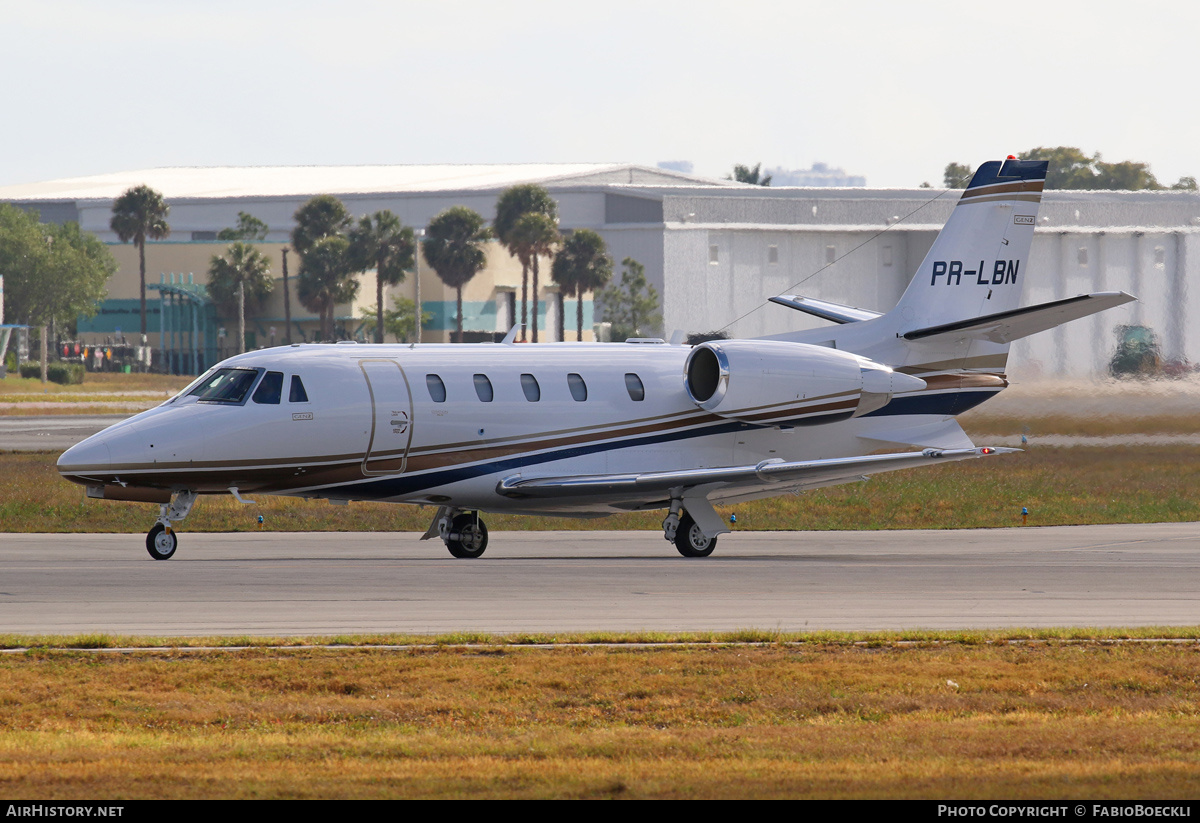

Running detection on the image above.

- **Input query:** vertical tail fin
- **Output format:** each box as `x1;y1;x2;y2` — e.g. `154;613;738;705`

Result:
892;158;1047;331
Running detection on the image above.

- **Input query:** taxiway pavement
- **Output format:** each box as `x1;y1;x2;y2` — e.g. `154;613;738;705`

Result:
0;415;125;451
1;524;1196;635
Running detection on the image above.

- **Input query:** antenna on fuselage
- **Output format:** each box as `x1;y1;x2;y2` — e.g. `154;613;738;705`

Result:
500;324;524;345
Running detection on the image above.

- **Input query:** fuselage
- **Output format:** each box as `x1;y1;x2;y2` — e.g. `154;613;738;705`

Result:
56;339;982;516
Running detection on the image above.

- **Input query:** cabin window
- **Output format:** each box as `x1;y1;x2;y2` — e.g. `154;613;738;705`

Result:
426;374;447;403
252;371;284;405
624;373;645;401
767;245;778;265
187;367;260;404
567;373;587;402
521;373;541;402
473;373;494;402
289;375;309;403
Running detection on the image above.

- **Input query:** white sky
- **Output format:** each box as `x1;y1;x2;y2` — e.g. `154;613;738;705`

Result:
2;0;1197;189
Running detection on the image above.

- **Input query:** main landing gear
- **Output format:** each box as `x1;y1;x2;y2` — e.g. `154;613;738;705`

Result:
145;490;196;560
661;499;719;558
426;507;489;558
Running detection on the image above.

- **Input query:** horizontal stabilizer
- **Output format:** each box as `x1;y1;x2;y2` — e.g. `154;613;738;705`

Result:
498;447;1015;500
901;292;1136;344
769;295;882;325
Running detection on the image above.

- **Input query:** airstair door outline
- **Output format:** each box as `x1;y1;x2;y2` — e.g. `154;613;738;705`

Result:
360;359;413;475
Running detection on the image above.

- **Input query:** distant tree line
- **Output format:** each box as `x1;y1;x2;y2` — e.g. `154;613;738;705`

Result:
105;178;664;348
941;148;1197;191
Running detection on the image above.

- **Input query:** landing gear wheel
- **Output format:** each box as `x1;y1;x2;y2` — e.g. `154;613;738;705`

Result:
674;512;717;558
446;512;488;559
146;523;178;560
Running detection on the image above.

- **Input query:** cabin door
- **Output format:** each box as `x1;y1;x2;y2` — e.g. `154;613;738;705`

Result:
359;359;413;475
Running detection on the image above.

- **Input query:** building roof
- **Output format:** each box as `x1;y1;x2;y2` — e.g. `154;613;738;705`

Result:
0;163;736;202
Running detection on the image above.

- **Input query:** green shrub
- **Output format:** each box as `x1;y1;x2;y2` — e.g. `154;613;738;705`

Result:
50;363;85;385
16;362;85;385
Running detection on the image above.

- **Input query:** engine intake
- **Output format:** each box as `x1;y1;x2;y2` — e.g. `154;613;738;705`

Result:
683;340;924;425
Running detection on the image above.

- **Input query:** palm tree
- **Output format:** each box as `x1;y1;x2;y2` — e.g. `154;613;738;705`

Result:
290;195;352;254
349;211;415;344
729;163;772;186
493;185;557;341
297;235;358;341
291;196;354;341
508;213;559;342
551;229;612;341
422;207;490;343
207;242;273;354
110;185;170;337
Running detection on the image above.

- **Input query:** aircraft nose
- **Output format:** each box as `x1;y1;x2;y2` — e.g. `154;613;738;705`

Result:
57;436;111;474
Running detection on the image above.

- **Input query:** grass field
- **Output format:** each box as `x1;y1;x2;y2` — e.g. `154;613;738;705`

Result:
2;640;1198;799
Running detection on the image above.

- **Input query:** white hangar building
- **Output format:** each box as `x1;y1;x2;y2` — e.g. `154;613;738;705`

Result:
2;163;1196;377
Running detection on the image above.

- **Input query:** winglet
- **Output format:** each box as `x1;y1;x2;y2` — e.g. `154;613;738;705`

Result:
501;324;524;345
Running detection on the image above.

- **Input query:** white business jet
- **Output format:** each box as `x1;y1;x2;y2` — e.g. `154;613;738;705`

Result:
58;158;1134;559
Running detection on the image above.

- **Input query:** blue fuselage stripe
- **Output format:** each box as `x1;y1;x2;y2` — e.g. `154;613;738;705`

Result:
343;418;748;499
327;390;994;500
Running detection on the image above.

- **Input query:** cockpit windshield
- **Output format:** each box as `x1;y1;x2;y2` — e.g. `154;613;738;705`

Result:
186;368;261;404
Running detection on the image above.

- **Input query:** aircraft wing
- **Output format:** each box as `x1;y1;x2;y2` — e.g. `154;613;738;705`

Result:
496;447;1015;500
902;291;1136;343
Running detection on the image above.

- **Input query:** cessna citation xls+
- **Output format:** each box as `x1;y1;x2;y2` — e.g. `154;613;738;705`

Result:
58;158;1134;559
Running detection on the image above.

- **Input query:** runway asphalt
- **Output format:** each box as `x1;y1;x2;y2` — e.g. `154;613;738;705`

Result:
1;524;1197;635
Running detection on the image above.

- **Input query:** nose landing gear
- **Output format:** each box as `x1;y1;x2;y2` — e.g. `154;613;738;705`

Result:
146;522;177;559
145;490;196;560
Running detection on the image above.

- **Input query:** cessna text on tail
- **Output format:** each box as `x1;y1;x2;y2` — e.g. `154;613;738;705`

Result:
58;158;1134;559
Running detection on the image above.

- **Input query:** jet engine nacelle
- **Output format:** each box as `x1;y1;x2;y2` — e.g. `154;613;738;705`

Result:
682;340;925;424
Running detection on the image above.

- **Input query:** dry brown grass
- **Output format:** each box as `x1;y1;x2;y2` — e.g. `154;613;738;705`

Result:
0;373;188;397
1;643;1198;799
0;373;189;415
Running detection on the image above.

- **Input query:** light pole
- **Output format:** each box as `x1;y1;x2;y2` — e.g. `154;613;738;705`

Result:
414;228;425;344
281;247;292;345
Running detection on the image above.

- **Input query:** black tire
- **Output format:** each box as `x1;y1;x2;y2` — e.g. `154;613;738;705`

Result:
146;523;178;560
446;513;488;558
674;512;717;557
